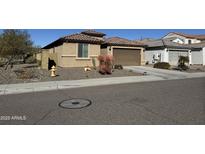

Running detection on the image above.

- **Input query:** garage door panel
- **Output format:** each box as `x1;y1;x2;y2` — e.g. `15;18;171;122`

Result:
113;48;141;66
192;51;202;64
169;51;188;65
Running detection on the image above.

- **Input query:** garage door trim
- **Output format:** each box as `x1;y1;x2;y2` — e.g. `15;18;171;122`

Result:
113;48;141;66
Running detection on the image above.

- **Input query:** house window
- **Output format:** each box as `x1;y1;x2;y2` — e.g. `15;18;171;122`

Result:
78;43;88;58
188;40;192;44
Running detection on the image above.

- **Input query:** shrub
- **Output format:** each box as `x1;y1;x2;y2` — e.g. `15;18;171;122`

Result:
114;64;123;70
98;55;106;74
98;54;113;74
178;56;189;70
105;55;113;74
153;62;170;69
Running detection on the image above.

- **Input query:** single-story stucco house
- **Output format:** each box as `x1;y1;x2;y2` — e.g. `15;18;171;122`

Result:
143;39;193;65
41;30;146;69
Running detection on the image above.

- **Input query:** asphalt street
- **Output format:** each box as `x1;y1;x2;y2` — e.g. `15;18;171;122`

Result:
0;77;205;124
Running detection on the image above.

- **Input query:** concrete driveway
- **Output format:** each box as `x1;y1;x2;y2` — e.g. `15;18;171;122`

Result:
124;66;205;80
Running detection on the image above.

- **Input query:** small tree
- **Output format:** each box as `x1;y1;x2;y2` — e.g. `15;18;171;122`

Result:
0;29;38;69
178;56;189;70
105;54;113;74
98;55;106;74
98;54;113;74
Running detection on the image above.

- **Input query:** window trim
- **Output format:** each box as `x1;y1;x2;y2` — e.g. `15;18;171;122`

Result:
77;43;89;58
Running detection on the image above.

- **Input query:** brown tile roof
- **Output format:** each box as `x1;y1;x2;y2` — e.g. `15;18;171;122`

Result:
167;32;205;40
104;37;146;47
43;33;103;49
81;30;106;37
62;33;103;43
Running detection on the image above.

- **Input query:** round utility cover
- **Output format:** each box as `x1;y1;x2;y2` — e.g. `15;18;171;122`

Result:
59;99;92;109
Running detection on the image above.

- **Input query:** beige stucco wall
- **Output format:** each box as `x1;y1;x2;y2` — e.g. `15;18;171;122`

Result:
54;45;63;67
41;43;101;69
58;43;100;67
41;49;58;69
41;50;48;69
100;47;108;55
36;53;42;61
100;47;112;55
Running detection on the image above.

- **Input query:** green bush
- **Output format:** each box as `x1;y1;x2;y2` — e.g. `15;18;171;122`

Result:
153;62;170;69
114;64;123;70
178;56;189;70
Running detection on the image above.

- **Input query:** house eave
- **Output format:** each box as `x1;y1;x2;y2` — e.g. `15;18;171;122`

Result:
103;43;146;48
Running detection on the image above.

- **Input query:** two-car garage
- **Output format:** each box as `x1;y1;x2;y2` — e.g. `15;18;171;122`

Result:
113;48;141;66
102;37;145;66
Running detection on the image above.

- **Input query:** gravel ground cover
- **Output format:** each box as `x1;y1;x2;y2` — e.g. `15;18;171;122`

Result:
0;64;142;84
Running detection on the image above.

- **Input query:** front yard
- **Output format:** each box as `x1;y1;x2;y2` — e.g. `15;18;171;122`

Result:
0;64;142;84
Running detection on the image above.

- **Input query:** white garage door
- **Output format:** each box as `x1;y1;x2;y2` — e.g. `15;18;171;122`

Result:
169;50;189;65
192;51;203;64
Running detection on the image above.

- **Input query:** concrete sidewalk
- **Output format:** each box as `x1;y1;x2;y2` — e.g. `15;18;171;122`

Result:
0;75;164;95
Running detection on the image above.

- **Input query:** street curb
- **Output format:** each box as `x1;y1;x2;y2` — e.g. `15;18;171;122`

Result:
0;75;164;95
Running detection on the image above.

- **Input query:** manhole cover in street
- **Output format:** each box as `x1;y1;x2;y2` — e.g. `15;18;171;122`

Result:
59;99;92;109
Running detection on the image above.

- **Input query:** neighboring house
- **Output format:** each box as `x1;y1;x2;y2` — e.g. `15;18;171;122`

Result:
41;30;105;69
41;30;146;69
163;32;205;65
163;32;205;44
143;39;193;65
188;42;205;65
101;37;146;66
